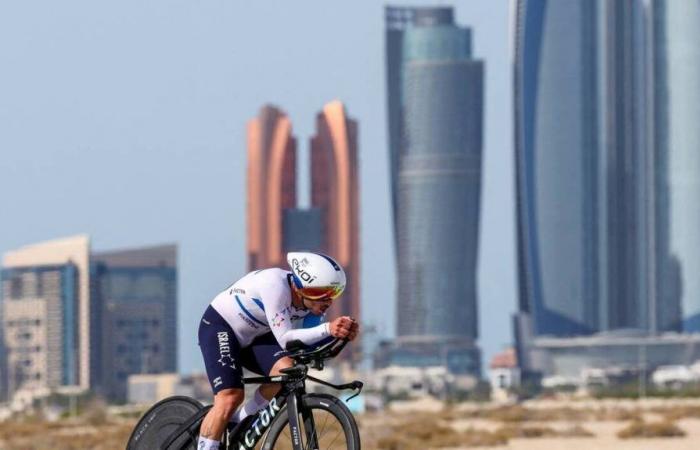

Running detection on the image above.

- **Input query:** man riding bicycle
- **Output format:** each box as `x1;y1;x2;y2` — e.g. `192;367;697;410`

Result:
196;251;359;450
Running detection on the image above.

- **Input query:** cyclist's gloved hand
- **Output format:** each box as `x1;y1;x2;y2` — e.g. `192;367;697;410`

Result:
347;319;359;341
329;316;359;341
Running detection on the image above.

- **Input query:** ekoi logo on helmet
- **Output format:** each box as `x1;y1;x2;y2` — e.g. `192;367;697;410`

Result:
291;258;317;283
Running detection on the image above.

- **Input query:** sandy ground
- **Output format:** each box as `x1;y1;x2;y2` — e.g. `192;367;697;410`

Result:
2;398;700;449
455;419;700;450
359;397;700;450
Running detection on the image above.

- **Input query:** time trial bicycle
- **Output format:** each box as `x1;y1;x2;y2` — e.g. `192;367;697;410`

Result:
126;337;363;449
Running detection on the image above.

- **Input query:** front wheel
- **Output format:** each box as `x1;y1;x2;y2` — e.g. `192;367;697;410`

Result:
261;393;360;450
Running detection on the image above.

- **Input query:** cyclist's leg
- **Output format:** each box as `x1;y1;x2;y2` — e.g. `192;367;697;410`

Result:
244;331;292;399
231;332;290;424
263;356;293;398
197;306;246;448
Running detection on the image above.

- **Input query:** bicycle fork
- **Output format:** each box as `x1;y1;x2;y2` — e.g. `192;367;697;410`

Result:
287;392;320;450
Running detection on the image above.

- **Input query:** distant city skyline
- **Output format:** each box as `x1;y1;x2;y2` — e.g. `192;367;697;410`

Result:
0;1;515;375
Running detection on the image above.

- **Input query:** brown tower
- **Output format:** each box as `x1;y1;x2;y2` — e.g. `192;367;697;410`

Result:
247;105;297;270
310;101;360;325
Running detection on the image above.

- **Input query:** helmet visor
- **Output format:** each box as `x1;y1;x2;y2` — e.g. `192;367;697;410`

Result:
297;285;344;301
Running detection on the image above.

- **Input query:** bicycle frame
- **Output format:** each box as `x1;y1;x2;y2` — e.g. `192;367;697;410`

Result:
160;372;308;450
227;377;296;450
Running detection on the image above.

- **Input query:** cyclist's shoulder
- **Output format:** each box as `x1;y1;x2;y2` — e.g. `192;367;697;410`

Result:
235;268;290;299
245;267;290;287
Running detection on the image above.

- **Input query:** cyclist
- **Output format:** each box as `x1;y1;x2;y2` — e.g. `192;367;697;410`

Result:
196;251;359;450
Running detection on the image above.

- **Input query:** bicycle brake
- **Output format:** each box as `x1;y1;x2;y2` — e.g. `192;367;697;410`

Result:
345;381;364;403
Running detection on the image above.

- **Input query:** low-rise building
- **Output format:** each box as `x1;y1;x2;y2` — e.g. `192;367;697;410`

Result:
519;330;700;383
489;348;519;402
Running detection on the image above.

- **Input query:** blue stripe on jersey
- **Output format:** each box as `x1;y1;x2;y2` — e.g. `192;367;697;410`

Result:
235;295;268;327
252;298;265;312
302;314;322;328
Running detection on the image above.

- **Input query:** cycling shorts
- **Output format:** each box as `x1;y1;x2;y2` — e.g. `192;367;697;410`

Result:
198;305;287;394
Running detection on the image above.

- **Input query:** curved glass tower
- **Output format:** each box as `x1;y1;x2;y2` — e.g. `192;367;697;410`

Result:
514;0;600;336
386;7;483;373
651;0;700;332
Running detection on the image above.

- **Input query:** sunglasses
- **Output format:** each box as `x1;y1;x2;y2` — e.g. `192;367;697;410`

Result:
296;285;344;301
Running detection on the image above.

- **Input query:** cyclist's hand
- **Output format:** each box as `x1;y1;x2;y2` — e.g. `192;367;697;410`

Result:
347;319;359;341
329;316;356;339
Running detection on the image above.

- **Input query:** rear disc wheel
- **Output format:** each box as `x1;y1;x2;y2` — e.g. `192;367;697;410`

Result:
127;396;203;450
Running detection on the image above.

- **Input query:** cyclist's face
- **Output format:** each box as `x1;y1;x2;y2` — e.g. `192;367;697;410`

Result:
302;297;333;315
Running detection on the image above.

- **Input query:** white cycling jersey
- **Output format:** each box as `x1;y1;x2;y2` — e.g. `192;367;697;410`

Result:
210;268;331;347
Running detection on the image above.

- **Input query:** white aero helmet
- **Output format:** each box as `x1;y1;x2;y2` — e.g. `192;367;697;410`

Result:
287;252;346;300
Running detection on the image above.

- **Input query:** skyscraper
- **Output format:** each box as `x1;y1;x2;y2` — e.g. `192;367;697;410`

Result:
91;244;178;402
513;0;652;339
310;101;360;323
600;0;649;331
649;0;700;332
513;0;700;377
247;105;297;271
385;6;484;374
513;1;601;338
1;235;91;397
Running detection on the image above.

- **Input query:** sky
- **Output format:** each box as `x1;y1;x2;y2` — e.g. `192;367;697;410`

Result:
0;0;515;374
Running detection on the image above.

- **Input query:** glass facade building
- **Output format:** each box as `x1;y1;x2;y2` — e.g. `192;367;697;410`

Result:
600;0;649;332
650;0;700;332
514;0;650;342
514;0;700;377
385;7;483;373
513;0;600;337
91;245;177;402
282;208;323;253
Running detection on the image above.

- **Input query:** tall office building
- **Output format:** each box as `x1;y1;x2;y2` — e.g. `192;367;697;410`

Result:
513;0;700;377
282;208;323;253
247;105;297;271
91;244;177;402
649;0;700;332
513;1;601;338
310;101;360;323
384;6;484;374
0;236;91;398
513;0;651;339
600;0;649;331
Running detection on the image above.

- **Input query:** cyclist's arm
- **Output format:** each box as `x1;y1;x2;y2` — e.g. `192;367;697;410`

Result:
259;284;330;347
301;314;335;347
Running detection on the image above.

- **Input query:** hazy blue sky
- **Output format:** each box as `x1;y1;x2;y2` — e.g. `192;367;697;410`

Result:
0;0;515;374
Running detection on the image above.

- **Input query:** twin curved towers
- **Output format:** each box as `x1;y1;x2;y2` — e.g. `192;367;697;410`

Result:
246;102;360;324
